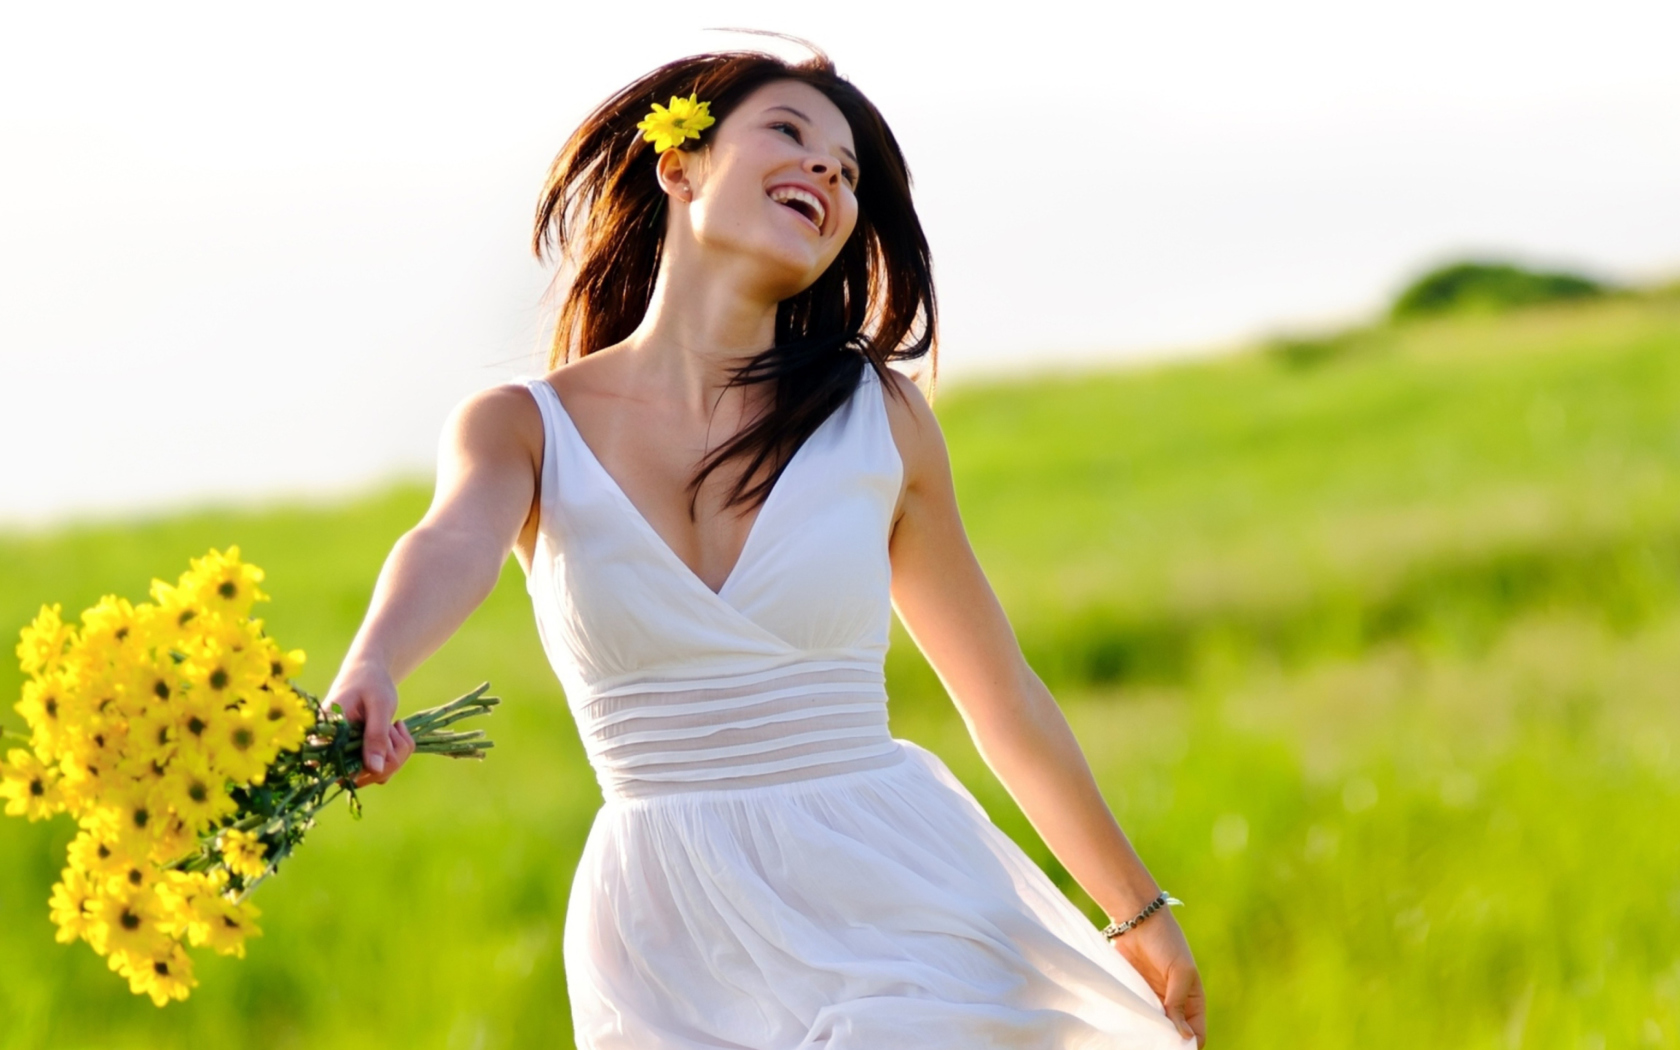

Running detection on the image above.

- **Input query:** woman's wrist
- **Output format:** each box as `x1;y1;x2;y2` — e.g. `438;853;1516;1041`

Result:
339;639;396;676
1100;890;1183;941
1094;875;1165;928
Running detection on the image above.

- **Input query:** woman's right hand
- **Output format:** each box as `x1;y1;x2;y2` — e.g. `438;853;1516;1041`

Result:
322;660;415;787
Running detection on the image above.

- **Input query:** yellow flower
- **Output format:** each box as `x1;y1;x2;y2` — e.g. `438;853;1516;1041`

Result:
146;814;197;867
184;622;270;706
49;867;101;945
176;547;268;620
79;594;137;650
249;684;314;756
114;738;173;802
637;93;716;154
186;888;261;958
87;883;171;959
267;645;306;683
145;577;205;648
1;748;64;821
128;939;197;1007
128;656;189;710
152;751;234;835
84;778;161;855
16;673;74;761
131;599;194;661
103;855;159;899
56;729;122;814
16;601;76;675
128;703;179;770
206;709;277;786
67;829;131;883
16;604;74;677
219;828;269;881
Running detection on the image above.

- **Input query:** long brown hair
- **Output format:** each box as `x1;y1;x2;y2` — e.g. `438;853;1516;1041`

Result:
532;48;937;512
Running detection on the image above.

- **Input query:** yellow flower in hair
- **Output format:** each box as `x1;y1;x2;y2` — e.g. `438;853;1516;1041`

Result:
637;93;716;153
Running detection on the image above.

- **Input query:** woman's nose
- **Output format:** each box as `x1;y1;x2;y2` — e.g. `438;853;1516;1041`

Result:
804;157;839;184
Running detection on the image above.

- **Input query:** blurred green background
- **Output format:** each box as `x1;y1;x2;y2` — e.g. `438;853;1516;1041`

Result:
3;280;1678;1048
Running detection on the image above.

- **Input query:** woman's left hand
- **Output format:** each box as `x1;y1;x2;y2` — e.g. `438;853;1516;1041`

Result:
1112;911;1206;1046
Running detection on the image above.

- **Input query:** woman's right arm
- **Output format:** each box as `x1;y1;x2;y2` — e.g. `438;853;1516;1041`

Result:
323;384;544;785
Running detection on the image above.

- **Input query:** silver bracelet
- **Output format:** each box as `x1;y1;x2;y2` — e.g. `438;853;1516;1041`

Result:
1101;891;1183;940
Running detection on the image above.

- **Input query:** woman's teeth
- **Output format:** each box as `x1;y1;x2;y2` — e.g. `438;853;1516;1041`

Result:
769;186;826;229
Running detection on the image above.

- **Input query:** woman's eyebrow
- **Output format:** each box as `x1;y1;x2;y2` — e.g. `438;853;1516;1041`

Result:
766;104;858;166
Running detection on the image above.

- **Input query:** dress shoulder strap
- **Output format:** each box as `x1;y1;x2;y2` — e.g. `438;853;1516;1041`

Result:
521;377;566;533
852;364;905;484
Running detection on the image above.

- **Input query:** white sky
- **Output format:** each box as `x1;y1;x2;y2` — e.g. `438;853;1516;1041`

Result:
2;0;1677;525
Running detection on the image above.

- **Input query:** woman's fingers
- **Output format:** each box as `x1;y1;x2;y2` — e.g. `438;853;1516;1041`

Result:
354;717;416;788
361;713;393;776
1165;963;1207;1047
392;721;416;767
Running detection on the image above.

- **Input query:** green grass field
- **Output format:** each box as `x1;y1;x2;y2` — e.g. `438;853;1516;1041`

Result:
3;295;1678;1048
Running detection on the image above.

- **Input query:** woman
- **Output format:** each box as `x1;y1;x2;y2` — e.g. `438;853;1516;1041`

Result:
325;48;1207;1049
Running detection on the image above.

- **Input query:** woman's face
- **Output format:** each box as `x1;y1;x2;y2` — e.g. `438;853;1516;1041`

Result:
661;79;860;300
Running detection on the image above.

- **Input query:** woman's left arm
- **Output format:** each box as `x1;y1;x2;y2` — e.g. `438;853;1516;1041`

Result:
883;372;1205;1047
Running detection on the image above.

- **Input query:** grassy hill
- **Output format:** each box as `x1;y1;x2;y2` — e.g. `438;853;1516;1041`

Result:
2;294;1678;1048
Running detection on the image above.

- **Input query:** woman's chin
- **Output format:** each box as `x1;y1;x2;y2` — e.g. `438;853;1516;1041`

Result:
686;226;842;304
745;249;838;302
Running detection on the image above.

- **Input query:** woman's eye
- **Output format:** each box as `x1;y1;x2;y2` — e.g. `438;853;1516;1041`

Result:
772;122;802;143
842;169;858;187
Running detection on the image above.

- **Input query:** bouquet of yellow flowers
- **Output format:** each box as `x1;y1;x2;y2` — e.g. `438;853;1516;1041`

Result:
0;548;496;1005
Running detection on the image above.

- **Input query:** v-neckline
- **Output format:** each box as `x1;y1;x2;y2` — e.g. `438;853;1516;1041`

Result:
543;380;815;601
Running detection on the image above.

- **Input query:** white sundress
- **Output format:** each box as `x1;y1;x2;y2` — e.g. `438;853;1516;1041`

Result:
520;366;1191;1049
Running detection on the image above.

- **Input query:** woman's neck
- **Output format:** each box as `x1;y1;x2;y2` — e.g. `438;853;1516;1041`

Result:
618;240;781;415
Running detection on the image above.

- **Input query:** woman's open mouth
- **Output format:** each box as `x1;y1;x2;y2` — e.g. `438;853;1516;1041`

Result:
768;185;826;232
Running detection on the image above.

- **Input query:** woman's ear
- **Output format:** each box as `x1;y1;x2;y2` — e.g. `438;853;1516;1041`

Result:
656;148;694;203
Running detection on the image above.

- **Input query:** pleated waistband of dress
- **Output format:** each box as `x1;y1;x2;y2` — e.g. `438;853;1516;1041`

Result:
574;661;904;801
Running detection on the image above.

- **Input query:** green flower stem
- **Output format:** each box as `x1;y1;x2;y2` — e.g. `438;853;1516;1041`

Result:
166;683;499;898
300;684;500;763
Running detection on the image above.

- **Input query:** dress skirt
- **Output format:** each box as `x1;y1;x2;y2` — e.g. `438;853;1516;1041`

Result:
563;741;1193;1049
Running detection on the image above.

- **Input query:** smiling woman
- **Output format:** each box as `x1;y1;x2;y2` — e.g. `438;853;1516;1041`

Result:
533;50;936;516
321;45;1204;1049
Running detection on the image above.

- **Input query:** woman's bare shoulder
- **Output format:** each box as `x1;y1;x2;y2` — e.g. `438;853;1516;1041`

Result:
442;382;545;468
